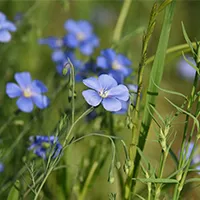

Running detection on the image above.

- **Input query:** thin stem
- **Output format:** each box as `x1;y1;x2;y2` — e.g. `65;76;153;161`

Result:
63;107;94;147
173;53;200;199
173;135;199;200
67;60;75;124
155;151;168;200
78;162;99;200
34;169;52;200
146;42;198;65
112;0;132;43
124;3;158;199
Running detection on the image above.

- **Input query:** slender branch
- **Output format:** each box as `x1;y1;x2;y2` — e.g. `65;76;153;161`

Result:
78;162;99;200
112;0;132;43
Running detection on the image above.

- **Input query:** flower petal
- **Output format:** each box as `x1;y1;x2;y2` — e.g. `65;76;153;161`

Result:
83;77;101;91
79;43;94;55
2;21;17;32
117;54;132;66
39;37;63;49
32;94;49;109
101;49;116;62
6;83;22;98
108;84;129;101
56;64;64;75
109;70;124;84
52;50;65;63
15;72;32;89
113;100;129;114
64;19;80;33
31;80;48;93
127;84;138;92
17;96;34;112
82;89;102;106
78;20;93;34
0;30;11;42
0;12;6;22
102;98;121;112
89;35;99;47
64;33;79;48
97;56;110;69
98;74;117;90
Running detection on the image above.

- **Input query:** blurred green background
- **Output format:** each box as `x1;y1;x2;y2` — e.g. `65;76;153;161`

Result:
0;1;200;199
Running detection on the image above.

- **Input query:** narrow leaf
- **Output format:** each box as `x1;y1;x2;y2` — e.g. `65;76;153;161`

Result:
7;180;20;200
181;22;195;55
133;178;178;184
135;0;176;172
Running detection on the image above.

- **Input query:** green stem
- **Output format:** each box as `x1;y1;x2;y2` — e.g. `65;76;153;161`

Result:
34;169;52;200
155;150;168;200
67;59;75;124
63;107;94;147
124;3;158;199
112;0;132;43
173;135;199;200
146;42;198;65
173;59;200;199
131;2;176;198
78;162;99;200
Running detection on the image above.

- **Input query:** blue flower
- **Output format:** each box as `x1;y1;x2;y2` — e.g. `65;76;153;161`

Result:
6;72;49;113
82;74;129;112
39;37;64;49
177;56;197;81
64;19;99;55
28;136;62;159
0;12;17;42
97;49;132;83
0;162;4;173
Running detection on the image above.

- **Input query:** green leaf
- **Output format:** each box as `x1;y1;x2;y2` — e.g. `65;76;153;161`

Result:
136;0;176;168
136;146;150;169
158;0;172;13
165;97;199;131
168;146;179;166
182;52;199;74
185;178;200;184
133;178;178;184
7;180;20;200
135;194;146;200
151;77;188;99
181;22;195;55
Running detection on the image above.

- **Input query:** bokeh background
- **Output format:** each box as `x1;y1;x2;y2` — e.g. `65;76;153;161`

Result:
0;1;200;199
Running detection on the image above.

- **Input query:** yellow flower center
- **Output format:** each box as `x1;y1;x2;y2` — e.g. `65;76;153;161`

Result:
112;60;121;70
99;90;108;98
56;39;63;47
23;88;32;98
77;32;85;41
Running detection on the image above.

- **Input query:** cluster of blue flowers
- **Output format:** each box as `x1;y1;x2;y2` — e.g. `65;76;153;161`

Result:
39;19;135;113
28;136;62;159
39;19;99;79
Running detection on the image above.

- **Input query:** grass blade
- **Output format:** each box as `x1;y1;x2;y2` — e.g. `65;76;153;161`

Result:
134;0;176;177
